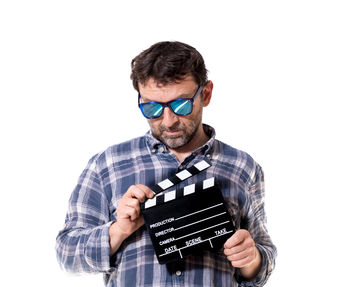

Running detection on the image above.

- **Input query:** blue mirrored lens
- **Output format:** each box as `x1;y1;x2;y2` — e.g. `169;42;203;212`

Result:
141;103;163;118
170;99;192;115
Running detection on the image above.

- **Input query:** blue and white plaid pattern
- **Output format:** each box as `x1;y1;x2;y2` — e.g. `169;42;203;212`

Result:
56;125;276;287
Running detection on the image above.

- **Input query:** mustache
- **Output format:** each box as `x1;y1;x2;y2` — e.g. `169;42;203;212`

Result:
159;123;183;132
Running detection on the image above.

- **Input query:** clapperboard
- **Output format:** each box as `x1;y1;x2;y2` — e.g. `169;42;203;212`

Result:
141;159;235;264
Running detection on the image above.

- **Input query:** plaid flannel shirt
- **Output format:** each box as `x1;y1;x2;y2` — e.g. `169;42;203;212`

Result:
56;125;276;287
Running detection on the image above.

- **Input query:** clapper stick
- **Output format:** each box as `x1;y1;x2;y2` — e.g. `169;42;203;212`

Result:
150;159;212;195
141;159;236;264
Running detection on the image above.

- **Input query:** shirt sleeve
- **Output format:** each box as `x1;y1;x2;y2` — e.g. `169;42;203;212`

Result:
236;163;277;287
55;154;118;274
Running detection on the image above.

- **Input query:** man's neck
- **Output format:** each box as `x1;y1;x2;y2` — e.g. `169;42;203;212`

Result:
168;124;209;163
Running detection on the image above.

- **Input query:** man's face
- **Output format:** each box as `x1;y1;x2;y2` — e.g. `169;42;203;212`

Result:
138;76;204;150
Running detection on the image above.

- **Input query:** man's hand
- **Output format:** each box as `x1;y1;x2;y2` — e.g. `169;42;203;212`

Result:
224;229;262;280
109;184;154;255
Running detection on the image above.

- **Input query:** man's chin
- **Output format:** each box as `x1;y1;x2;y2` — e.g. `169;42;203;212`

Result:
152;129;192;149
162;139;184;149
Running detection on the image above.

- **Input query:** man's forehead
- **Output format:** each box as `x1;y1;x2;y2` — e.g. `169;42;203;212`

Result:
139;76;197;101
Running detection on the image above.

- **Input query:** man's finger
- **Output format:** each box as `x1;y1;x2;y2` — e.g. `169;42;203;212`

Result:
135;184;154;199
228;255;254;268
125;198;141;215
119;205;139;221
224;229;246;248
223;243;246;256
126;185;153;203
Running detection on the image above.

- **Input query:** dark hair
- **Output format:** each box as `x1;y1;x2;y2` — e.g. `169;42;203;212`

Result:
130;41;208;92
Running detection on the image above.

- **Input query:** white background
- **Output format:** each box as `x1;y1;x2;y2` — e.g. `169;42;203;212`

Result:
1;1;349;286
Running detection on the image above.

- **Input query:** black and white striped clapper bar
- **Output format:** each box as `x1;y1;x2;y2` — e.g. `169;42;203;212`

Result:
141;159;236;264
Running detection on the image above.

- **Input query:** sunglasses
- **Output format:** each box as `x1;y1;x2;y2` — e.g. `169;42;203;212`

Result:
138;86;203;119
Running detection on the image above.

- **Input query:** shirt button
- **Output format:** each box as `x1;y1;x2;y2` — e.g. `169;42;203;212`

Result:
159;147;165;153
206;154;211;158
175;270;182;276
151;149;156;153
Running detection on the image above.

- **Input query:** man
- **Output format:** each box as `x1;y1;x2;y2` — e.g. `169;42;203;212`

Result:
56;41;276;287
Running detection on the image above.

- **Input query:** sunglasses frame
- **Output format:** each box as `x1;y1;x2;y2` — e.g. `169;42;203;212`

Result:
138;85;204;119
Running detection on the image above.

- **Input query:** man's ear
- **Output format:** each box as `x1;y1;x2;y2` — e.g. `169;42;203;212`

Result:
202;80;213;107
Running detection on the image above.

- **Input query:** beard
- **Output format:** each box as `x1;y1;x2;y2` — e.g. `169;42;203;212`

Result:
150;119;201;149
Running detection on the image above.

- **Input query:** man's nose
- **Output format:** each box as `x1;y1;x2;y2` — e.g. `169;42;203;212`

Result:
162;107;179;127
